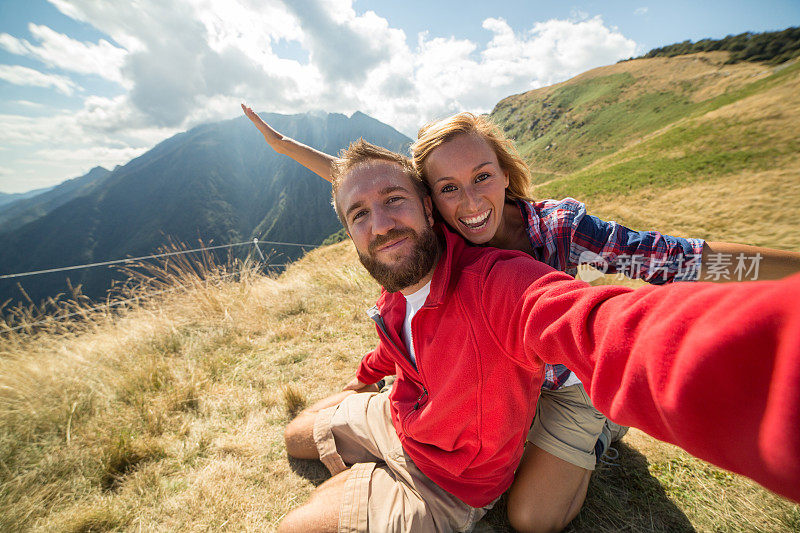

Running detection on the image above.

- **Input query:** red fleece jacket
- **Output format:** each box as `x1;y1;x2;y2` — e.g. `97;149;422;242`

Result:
357;226;800;505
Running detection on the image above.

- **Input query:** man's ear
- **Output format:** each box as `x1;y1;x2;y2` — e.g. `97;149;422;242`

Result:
423;195;434;226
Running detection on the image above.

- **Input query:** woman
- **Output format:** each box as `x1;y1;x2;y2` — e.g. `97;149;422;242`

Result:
242;104;800;532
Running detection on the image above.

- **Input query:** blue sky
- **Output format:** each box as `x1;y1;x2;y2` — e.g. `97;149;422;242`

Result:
0;0;798;193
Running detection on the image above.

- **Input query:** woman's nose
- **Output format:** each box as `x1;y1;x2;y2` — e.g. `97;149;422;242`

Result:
463;186;481;210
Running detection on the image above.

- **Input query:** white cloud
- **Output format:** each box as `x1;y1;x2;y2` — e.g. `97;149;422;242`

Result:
635;7;649;16
0;64;79;95
38;1;636;134
571;9;590;21
0;24;127;84
30;145;147;167
355;15;637;133
3;1;639;191
13;100;47;109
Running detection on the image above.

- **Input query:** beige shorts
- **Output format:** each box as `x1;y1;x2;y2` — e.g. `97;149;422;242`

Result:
313;392;492;533
526;383;607;471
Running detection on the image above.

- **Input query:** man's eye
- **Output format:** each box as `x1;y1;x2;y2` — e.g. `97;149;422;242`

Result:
387;196;404;204
352;210;367;221
440;184;457;194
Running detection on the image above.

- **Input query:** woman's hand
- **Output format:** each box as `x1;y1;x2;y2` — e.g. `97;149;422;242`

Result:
241;103;276;139
240;102;337;183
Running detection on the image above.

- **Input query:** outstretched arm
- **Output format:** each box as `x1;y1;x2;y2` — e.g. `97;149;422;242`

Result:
700;241;800;281
519;268;800;502
480;255;800;502
564;208;800;283
241;104;338;182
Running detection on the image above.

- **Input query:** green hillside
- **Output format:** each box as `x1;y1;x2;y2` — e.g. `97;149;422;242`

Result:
490;51;800;251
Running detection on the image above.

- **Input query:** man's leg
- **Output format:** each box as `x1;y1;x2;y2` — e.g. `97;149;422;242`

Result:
284;390;356;459
278;470;349;533
506;384;608;533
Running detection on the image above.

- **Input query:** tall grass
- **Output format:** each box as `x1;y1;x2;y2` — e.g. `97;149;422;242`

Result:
1;238;797;531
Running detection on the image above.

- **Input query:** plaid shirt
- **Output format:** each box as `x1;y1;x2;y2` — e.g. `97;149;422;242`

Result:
519;198;706;390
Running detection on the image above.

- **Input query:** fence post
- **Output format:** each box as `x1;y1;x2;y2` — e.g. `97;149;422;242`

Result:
252;238;266;262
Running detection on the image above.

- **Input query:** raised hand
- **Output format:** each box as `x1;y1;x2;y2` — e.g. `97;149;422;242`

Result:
241;103;272;136
239;102;337;182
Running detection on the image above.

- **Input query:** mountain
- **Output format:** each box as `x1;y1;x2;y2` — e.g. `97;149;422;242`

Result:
0;185;56;209
0;167;111;231
0;111;410;306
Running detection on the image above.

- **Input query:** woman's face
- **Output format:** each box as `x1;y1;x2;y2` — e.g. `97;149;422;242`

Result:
422;133;509;245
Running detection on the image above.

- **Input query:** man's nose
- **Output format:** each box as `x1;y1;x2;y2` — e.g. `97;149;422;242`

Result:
371;206;396;235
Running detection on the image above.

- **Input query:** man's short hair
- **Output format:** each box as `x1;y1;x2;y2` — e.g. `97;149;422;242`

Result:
331;139;429;228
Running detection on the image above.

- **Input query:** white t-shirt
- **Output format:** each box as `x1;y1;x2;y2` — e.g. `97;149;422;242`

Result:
401;280;431;367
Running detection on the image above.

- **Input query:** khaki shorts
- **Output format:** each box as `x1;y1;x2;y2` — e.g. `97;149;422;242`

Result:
526;383;607;471
313;392;492;533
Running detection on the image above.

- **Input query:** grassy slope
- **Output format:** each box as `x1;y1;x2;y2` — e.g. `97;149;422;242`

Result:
2;243;799;532
3;51;800;532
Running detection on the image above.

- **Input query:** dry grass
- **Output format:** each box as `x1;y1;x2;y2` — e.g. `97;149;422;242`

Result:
0;240;381;532
586;167;800;250
1;236;798;532
563;52;771;103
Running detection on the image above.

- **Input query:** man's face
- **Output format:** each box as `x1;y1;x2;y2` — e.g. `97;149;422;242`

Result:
337;162;439;292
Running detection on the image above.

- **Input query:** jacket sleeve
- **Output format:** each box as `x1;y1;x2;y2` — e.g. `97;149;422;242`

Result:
356;343;396;385
514;268;800;503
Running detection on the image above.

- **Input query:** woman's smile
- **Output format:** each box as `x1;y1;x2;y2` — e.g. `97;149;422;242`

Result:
459;208;492;231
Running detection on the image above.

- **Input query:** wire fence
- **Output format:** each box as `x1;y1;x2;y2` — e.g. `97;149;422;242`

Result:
0;238;315;280
0;237;319;333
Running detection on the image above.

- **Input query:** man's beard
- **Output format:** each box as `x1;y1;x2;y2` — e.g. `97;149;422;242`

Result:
358;226;440;293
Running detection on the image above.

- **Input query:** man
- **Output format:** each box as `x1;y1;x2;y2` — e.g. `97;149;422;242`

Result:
278;140;800;533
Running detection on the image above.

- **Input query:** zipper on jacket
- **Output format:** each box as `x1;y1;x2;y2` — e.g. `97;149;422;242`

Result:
367;304;430;403
413;387;428;410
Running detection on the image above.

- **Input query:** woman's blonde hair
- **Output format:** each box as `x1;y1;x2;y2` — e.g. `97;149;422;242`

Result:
411;112;532;202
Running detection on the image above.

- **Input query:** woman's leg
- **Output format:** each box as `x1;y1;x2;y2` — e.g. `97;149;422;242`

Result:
507;444;591;533
506;384;608;533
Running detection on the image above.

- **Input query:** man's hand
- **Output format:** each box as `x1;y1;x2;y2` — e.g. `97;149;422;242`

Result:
343;377;378;393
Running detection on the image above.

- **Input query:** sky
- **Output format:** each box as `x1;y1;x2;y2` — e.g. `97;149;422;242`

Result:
0;0;798;193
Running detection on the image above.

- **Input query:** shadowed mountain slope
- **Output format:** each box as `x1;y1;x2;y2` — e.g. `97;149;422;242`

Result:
0;112;410;305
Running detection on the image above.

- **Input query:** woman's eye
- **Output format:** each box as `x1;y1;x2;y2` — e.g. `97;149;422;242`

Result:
440;184;457;194
475;172;490;182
